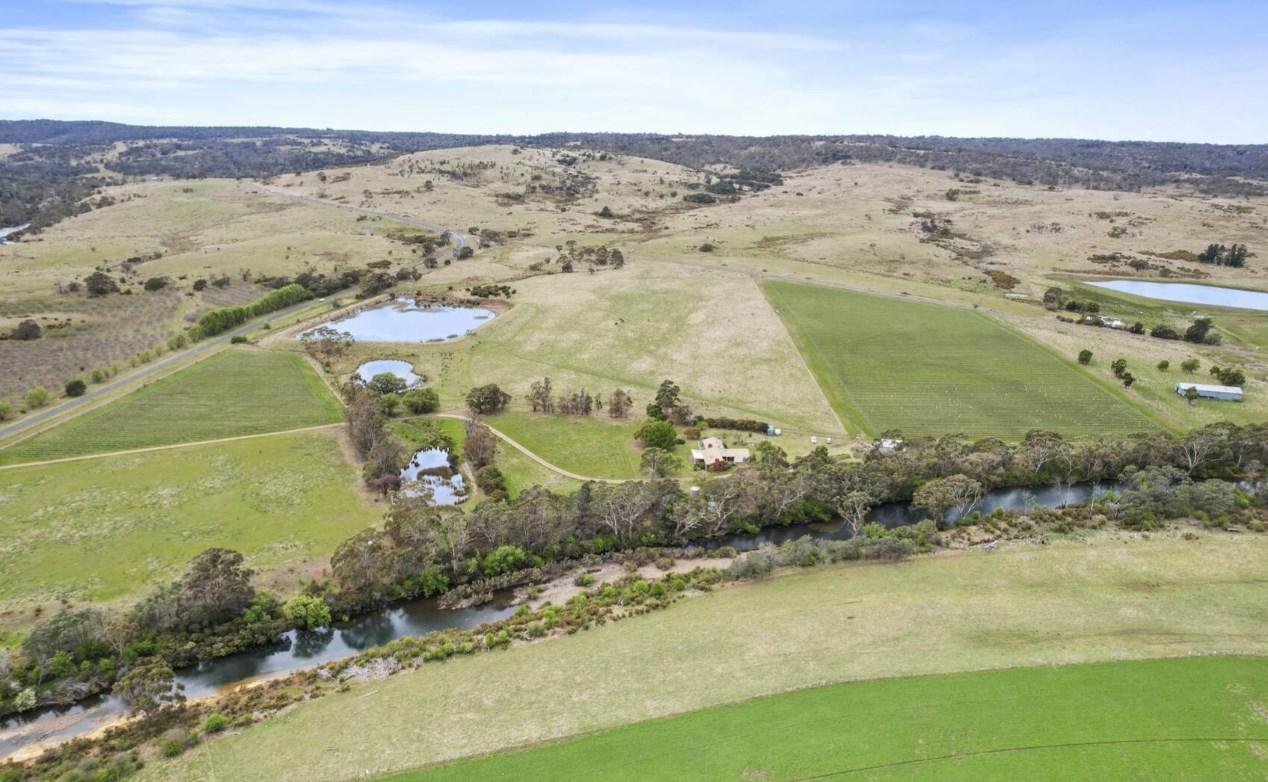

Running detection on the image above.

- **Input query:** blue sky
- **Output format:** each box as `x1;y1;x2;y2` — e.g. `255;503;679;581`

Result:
1;0;1265;141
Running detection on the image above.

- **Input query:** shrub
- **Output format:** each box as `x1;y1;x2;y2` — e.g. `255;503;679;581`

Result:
475;465;507;498
25;386;51;409
90;367;110;383
282;595;332;630
0;400;12;421
64;379;87;397
414;566;450;598
10;319;41;340
230;335;248;344
1150;324;1180;340
1156;360;1170;372
203;712;230;733
144;277;169;292
482;545;533;577
1077;349;1093;365
1180;358;1200;373
85;271;119;296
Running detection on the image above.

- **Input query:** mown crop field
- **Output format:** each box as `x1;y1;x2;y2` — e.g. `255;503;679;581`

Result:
0;349;342;464
0;430;380;627
142;534;1268;782
763;281;1159;439
390;656;1268;782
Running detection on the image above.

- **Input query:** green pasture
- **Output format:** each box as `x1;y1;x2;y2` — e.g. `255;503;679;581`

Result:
763;280;1159;438
0;349;342;464
391;656;1268;782
0;430;380;623
141;534;1268;782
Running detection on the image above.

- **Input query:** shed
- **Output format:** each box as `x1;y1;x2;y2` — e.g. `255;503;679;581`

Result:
1175;382;1243;402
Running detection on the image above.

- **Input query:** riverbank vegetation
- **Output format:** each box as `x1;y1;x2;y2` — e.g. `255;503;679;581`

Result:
2;421;1263;753
132;532;1268;782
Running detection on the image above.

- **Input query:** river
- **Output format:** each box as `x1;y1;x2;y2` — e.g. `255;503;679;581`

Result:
0;224;29;244
0;480;1115;758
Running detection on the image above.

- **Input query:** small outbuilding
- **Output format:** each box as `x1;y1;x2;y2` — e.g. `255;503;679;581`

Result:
1175;382;1243;402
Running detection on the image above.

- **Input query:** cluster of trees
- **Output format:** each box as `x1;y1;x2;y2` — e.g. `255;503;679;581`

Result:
300;325;354;364
195;283;312;337
545;243;626;274
345;381;405;495
323;422;1267;611
1209;365;1247;387
526;377;633;418
0;548;300;719
1197;243;1249;268
645;379;693;424
701;417;769;433
1110;358;1136;387
467;284;515;298
364;372;439;417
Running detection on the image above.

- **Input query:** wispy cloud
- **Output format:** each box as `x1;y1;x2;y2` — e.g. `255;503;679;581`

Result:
4;1;1267;141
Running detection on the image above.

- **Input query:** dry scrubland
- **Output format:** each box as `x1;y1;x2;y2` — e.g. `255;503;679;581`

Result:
0;178;418;403
267;144;710;247
268;149;1264;437
143;534;1268;782
0;430;380;636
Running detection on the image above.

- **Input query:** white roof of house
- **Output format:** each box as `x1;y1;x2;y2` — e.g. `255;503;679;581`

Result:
693;437;750;463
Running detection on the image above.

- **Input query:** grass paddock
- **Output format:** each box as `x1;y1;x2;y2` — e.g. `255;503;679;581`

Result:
763;280;1158;439
388;655;1268;781
0;349;342;464
141;534;1268;782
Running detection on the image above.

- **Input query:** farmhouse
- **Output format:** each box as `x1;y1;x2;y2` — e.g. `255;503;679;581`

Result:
1175;382;1243;402
691;437;750;470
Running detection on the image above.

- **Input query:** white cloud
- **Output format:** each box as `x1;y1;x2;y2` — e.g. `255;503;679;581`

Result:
4;2;1266;141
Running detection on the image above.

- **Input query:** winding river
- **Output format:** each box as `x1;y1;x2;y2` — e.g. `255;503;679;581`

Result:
0;480;1116;758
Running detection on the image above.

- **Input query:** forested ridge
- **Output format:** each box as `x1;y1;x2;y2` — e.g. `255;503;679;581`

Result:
3;120;1267;228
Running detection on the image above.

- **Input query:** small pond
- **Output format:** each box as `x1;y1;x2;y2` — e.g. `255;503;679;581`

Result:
1088;280;1268;312
356;359;422;387
0;224;28;244
400;448;467;505
301;299;495;342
